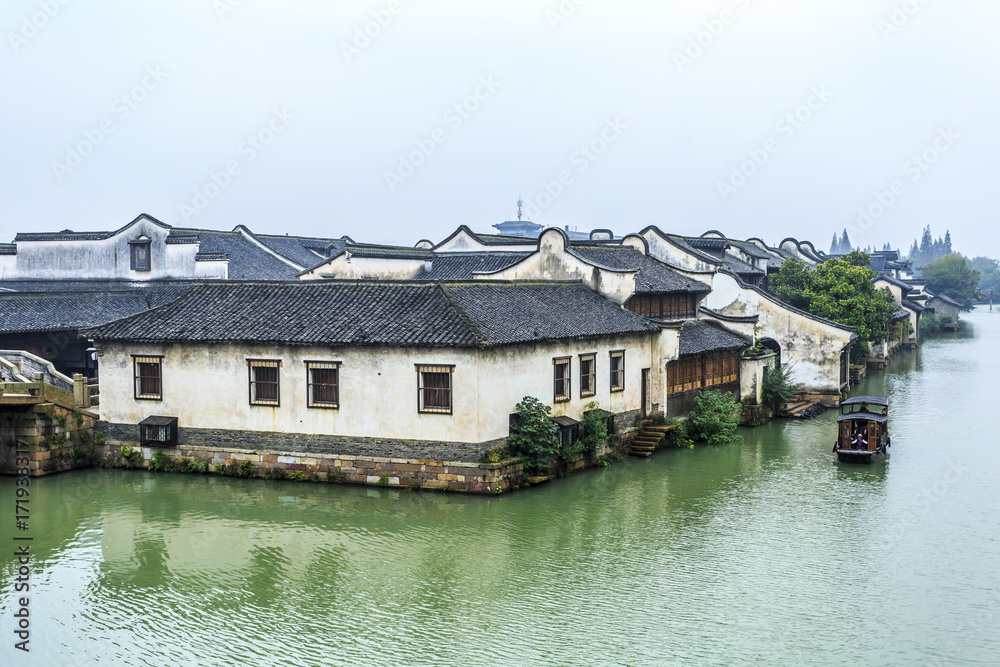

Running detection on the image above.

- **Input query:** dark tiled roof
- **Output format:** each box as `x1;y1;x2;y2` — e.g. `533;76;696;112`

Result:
664;235;725;265
686;238;729;251
0;280;194;293
869;255;887;273
443;283;658;346
255;234;347;268
195;253;228;262
474;234;537;246
343;245;435;261
0;285;193;334
929;293;962;307
570;246;711;293
87;281;658;348
416;253;531;280
722;253;765;277
0;244;16;255
165;234;200;245
14;230;115;242
727;240;772;260
902;299;925;312
892;309;910;321
175;230;300;280
678;320;750;356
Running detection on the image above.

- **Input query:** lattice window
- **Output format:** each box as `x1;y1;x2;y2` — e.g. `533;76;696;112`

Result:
306;362;340;409
133;356;163;400
417;365;453;414
610;351;625;392
553;358;571;402
580;354;596;398
248;360;281;406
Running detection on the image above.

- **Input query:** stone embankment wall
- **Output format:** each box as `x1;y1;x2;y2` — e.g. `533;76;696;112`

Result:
95;421;634;493
0;404;97;476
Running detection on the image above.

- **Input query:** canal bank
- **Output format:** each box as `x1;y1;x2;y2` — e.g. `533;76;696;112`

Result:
1;307;998;666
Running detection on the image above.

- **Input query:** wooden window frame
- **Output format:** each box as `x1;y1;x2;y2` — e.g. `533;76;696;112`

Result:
609;350;626;393
553;357;571;403
248;359;281;407
129;239;151;272
132;355;163;401
579;353;596;399
417;365;454;414
306;361;340;409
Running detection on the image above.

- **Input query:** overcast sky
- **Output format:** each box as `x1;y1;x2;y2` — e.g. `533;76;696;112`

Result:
2;0;998;257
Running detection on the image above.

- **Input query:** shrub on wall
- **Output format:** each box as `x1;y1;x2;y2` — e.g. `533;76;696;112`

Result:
507;396;559;475
578;402;609;460
761;362;797;416
686;390;743;445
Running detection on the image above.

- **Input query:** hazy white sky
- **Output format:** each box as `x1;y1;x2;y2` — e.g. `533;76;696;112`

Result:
3;0;998;256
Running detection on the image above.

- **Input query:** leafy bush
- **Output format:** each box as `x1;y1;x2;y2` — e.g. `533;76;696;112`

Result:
659;419;692;448
761;362;797;415
479;446;510;464
148;452;177;473
266;467;287;480
506;396;559;475
686;390;743;445
578;402;609;460
120;444;141;469
919;313;949;334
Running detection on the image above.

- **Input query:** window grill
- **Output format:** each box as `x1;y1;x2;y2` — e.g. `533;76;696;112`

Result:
417;365;453;414
248;360;281;406
306;361;340;409
553;358;571;402
609;351;625;392
580;354;596;398
133;356;163;400
139;416;177;448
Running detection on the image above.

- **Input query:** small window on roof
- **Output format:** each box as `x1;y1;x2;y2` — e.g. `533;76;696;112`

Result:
130;237;151;272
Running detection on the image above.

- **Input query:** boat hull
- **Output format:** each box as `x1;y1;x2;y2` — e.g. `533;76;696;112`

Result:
836;448;885;464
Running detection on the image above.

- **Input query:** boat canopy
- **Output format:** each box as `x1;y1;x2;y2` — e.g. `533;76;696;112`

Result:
841;395;889;407
837;413;888;424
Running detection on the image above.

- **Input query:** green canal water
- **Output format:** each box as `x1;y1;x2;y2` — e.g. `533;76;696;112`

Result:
2;308;999;666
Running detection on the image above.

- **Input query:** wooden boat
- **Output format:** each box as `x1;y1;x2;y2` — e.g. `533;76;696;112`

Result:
834;395;890;464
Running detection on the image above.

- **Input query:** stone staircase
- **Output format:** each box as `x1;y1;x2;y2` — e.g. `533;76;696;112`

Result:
782;396;826;419
629;422;678;457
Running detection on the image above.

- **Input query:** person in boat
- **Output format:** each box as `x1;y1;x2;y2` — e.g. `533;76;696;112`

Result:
854;433;867;449
859;402;869;413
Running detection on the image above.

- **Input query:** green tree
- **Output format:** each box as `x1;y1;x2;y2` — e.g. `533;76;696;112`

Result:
970;256;1000;296
829;233;839;255
840;229;852;254
578;401;609;460
761;362;798;416
686;390;742;445
507;396;559;475
922;253;981;308
771;250;897;351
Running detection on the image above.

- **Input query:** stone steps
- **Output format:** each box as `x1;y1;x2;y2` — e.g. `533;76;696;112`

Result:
629;423;678;457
